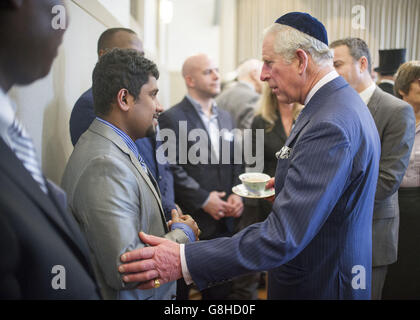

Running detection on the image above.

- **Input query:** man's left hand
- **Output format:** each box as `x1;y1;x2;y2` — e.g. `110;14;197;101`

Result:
119;232;182;289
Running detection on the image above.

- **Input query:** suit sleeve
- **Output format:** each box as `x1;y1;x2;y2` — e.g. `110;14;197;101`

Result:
71;156;186;291
184;121;352;290
236;102;257;130
0;214;21;299
69;95;96;146
375;104;415;201
158;111;210;212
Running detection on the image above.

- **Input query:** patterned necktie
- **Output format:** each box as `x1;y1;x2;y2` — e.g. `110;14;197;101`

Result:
138;153;148;173
8;118;48;194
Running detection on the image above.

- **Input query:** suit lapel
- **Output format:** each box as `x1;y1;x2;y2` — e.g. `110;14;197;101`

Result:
89;120;168;229
285;77;348;148
366;87;381;119
0;139;92;269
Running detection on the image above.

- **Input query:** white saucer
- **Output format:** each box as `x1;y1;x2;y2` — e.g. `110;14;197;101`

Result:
232;184;275;199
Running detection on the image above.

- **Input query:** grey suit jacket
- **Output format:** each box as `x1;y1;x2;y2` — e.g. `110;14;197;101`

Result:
367;87;415;267
61;119;189;300
215;81;260;129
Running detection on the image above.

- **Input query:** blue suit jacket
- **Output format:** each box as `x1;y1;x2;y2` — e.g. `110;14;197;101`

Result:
184;77;381;299
69;88;176;219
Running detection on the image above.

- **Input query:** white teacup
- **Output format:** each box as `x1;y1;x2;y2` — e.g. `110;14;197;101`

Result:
239;173;271;195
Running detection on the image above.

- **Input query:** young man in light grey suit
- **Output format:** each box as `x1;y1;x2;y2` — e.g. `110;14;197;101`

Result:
61;49;199;300
331;38;416;299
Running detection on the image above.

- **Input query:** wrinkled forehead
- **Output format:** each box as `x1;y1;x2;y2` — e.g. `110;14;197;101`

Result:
262;33;278;57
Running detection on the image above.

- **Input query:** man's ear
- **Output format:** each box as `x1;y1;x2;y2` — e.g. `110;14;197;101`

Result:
116;89;131;112
295;49;308;75
185;75;195;88
359;56;369;73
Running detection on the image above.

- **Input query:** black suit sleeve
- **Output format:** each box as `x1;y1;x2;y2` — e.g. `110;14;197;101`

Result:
0;214;21;299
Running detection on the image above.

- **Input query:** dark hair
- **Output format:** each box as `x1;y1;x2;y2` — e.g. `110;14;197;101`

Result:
97;28;137;55
92;48;159;116
330;38;372;73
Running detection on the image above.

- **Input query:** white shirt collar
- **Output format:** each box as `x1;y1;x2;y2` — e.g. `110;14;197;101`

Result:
379;79;394;85
359;82;377;105
304;70;339;105
0;88;16;147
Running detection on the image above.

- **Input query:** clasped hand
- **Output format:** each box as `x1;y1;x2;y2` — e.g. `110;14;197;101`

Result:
168;208;200;240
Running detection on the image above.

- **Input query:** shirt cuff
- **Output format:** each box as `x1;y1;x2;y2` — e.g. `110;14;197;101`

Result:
171;223;195;243
180;244;194;285
201;194;210;209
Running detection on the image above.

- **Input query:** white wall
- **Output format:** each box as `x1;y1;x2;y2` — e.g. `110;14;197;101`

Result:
6;0;236;184
98;0;131;27
164;0;223;106
167;0;220;71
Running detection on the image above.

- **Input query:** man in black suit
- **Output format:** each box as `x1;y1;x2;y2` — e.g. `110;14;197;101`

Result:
0;0;100;299
158;53;244;299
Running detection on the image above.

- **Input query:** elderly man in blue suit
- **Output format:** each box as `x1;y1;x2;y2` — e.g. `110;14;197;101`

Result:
118;12;381;299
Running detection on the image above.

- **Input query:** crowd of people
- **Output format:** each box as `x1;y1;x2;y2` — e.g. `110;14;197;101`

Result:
0;1;419;300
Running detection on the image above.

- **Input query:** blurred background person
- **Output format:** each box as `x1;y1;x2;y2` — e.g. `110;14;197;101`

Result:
216;59;263;130
159;53;244;300
215;58;263;299
383;60;420;299
330;38;415;300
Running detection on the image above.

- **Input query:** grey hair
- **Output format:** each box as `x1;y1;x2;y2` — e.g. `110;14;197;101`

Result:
263;23;333;65
236;59;263;80
329;38;372;73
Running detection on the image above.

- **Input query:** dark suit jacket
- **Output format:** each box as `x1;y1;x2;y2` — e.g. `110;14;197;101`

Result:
377;82;395;96
0;139;101;299
158;97;243;239
184;77;381;299
367;87;415;267
69;88;176;219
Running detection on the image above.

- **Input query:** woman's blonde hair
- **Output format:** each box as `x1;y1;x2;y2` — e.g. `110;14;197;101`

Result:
255;83;303;131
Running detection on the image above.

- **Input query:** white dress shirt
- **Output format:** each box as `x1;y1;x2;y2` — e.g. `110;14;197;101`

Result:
359;82;377;105
0;88;17;148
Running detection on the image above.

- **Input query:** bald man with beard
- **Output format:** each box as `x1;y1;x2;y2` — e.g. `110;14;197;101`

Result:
158;53;244;299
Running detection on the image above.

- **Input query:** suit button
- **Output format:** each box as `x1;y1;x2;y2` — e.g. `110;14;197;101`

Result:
159;176;162;180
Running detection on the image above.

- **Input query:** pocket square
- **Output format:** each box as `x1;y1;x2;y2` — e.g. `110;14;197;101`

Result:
275;146;292;159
